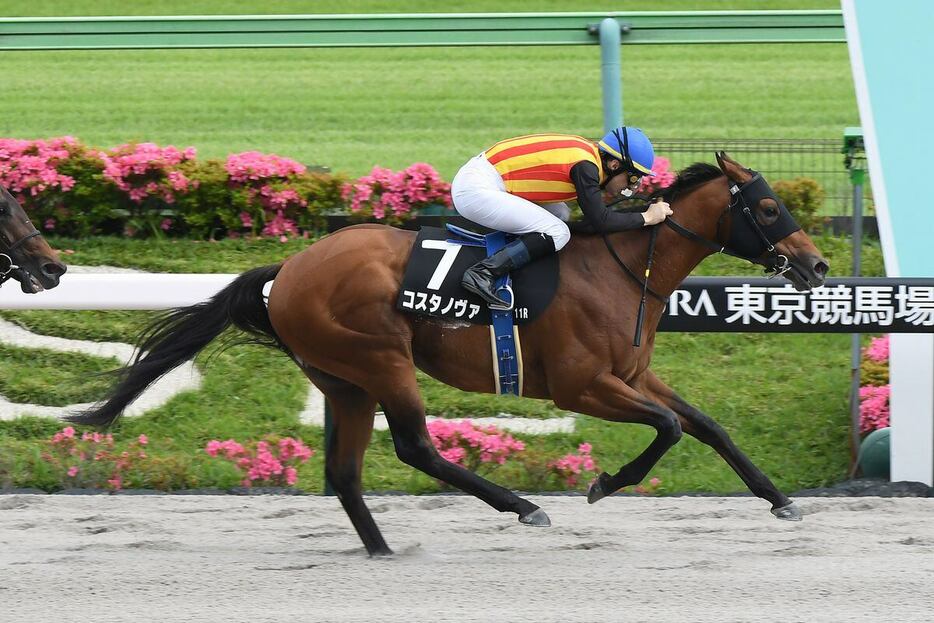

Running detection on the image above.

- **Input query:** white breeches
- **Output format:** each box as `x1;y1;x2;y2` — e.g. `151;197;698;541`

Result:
450;154;572;251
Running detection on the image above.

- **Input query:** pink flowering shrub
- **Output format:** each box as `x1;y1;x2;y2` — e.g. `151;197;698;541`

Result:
547;443;600;487
99;142;199;237
633;477;664;495
638;156;677;195
226;151;307;184
225;151;308;240
205;436;314;487
101;142;197;205
175;154;345;239
512;440;664;494
40;427;150;490
0;135;438;239
342;163;451;225
864;335;889;364
859;335;891;434
427;420;524;472
859;385;890;433
0;137;79;197
0;136;113;235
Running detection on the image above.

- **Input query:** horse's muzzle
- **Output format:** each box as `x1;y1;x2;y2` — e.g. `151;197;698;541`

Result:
787;253;828;291
39;259;67;289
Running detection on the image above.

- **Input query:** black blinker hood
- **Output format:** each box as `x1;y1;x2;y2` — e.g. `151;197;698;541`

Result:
726;172;800;260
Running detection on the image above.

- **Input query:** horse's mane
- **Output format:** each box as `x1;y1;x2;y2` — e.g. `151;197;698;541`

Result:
648;162;724;202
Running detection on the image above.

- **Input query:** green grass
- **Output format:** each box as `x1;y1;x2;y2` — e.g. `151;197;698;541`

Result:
0;2;855;180
0;0;867;494
0;330;856;494
0;344;119;406
51;237;314;273
46;231;883;276
0;1;842;17
419;371;562;419
0;234;880;493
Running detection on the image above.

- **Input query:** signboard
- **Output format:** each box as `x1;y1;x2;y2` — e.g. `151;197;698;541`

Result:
659;277;934;333
844;0;934;486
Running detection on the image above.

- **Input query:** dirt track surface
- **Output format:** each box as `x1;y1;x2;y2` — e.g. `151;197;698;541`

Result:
2;494;932;622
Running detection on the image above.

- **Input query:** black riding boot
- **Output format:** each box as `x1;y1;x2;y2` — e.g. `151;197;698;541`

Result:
461;233;556;308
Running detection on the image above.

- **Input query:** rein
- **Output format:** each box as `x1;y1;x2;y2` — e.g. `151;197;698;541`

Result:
601;231;667;303
602;225;662;347
603;171;799;346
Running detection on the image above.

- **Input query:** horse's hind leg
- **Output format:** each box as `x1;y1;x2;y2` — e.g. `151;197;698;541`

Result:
306;369;393;556
641;370;801;520
556;372;683;504
379;373;550;527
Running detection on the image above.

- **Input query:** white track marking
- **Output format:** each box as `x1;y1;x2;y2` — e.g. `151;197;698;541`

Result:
1;265;571;434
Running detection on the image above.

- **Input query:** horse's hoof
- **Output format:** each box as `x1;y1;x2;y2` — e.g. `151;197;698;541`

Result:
518;508;551;527
771;502;802;521
587;474;611;504
368;547;395;557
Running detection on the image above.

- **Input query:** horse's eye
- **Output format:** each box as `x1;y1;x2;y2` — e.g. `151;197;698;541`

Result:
765;207;778;217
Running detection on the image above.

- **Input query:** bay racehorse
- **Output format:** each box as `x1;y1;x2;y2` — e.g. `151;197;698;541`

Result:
0;184;67;292
70;153;828;556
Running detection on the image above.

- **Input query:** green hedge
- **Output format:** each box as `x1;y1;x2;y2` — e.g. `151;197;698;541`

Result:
3;136;832;240
0;137;452;239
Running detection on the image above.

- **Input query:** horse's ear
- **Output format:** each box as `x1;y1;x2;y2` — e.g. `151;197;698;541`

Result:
715;151;750;182
715;151;733;171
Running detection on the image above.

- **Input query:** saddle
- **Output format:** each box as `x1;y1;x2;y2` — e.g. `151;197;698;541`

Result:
397;224;561;395
397;225;559;326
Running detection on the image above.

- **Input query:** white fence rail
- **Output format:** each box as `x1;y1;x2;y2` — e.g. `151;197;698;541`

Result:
0;273;238;310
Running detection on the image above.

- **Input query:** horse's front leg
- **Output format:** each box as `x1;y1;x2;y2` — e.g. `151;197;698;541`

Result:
641;369;801;521
379;369;550;528
557;372;683;504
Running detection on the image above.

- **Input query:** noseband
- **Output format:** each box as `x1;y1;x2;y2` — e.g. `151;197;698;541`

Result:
0;225;42;287
664;172;800;278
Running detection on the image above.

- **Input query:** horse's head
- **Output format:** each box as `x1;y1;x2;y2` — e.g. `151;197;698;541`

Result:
713;152;828;291
0;185;67;293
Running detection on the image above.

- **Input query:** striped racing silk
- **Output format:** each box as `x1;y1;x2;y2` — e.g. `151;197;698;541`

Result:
484;134;604;203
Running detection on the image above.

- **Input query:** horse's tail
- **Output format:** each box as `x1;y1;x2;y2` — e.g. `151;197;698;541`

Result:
66;264;287;428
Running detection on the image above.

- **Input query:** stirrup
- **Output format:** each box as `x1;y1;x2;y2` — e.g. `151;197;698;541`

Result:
489;283;514;311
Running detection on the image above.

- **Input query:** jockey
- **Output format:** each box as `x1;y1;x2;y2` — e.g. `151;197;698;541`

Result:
452;126;673;307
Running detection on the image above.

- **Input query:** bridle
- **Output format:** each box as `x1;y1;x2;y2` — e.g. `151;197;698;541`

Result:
0;219;42;288
603;170;802;346
606;171;801;296
664;171;800;280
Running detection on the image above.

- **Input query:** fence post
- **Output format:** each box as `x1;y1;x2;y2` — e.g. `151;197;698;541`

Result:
599;17;623;133
844;127;866;471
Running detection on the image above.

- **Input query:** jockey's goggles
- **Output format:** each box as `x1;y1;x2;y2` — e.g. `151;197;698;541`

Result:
618;172;644;198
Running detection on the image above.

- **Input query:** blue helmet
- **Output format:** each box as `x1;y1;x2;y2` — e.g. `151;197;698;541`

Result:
598;126;655;177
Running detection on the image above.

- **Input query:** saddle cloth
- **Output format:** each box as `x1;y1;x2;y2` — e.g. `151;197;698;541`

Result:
396;226;559;325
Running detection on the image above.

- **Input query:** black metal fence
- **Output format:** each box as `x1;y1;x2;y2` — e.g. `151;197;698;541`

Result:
653;138;869;218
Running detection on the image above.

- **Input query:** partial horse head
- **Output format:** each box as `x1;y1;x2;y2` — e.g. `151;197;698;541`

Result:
0;184;67;292
714;152;828;291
